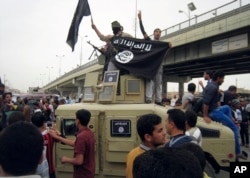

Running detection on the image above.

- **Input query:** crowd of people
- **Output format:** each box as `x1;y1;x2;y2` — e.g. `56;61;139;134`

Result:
0;10;250;178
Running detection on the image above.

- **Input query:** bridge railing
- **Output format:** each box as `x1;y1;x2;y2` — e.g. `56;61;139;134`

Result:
44;59;99;87
159;0;250;37
44;0;250;88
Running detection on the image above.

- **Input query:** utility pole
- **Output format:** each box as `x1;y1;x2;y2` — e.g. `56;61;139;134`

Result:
134;0;138;37
56;55;64;77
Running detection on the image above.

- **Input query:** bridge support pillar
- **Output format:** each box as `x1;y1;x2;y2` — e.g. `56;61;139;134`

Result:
162;76;168;96
164;75;192;96
76;81;84;99
179;82;184;97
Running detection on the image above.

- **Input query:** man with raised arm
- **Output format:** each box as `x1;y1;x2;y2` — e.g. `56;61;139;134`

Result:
91;20;133;71
138;11;171;105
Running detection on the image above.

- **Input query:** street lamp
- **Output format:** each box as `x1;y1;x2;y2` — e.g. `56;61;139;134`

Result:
178;10;189;19
78;35;88;66
179;2;196;26
46;66;53;83
56;55;65;77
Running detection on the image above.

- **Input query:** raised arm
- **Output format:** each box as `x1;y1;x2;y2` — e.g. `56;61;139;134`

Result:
138;11;150;40
91;19;113;42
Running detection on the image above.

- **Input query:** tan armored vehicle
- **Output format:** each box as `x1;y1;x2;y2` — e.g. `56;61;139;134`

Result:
54;71;235;178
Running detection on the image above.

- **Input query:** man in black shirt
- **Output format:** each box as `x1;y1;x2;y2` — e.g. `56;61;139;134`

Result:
164;109;192;148
203;71;246;160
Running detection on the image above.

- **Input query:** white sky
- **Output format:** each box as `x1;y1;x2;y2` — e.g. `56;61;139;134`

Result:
0;0;249;92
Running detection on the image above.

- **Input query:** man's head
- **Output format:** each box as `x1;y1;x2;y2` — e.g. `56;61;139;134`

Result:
75;109;91;127
212;70;225;85
153;28;161;40
185;110;197;128
231;99;241;109
165;109;186;136
3;92;12;103
228;85;237;95
240;98;247;107
0;122;43;176
133;147;203;178
187;83;196;93
203;70;213;80
180;142;206;171
33;101;39;108
136;114;166;148
31;112;46;128
111;21;123;35
8;111;26;126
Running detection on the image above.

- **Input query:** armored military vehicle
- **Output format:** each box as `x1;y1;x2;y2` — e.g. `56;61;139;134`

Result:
54;71;235;178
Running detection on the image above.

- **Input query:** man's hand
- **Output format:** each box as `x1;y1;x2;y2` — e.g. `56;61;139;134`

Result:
204;116;212;124
48;129;60;139
61;156;67;164
198;81;204;88
138;10;142;20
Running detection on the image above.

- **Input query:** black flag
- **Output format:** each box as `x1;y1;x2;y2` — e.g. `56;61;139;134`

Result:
66;0;91;51
110;37;171;80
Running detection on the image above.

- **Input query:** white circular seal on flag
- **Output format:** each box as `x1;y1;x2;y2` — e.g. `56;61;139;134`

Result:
115;50;134;64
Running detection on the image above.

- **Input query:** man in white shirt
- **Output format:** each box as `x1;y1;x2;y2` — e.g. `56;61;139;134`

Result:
185;110;202;146
182;83;196;111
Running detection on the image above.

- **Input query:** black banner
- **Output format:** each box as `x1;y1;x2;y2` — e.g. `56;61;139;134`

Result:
66;0;91;51
110;37;171;80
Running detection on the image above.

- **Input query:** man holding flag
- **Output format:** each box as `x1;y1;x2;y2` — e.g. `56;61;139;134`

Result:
138;10;171;105
91;20;133;71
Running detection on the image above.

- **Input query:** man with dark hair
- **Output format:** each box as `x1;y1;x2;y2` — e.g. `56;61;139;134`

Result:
138;11;171;105
126;114;166;178
182;83;196;110
185;110;202;146
180;143;208;177
0;92;17;130
164;109;192;147
193;70;213;114
239;98;250;148
91;20;133;71
49;109;95;178
199;70;213;90
203;71;246;160
7;111;26;126
0;122;43;177
221;85;238;106
31;112;56;178
133;147;203;178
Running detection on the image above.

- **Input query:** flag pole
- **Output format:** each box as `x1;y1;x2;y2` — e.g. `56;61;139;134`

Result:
134;0;138;38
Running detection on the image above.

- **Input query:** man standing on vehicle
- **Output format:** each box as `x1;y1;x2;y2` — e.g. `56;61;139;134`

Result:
49;109;95;178
138;11;171;105
91;19;133;71
126;114;166;178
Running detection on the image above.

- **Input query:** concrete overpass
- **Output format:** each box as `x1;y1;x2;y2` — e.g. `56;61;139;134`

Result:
42;1;250;97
